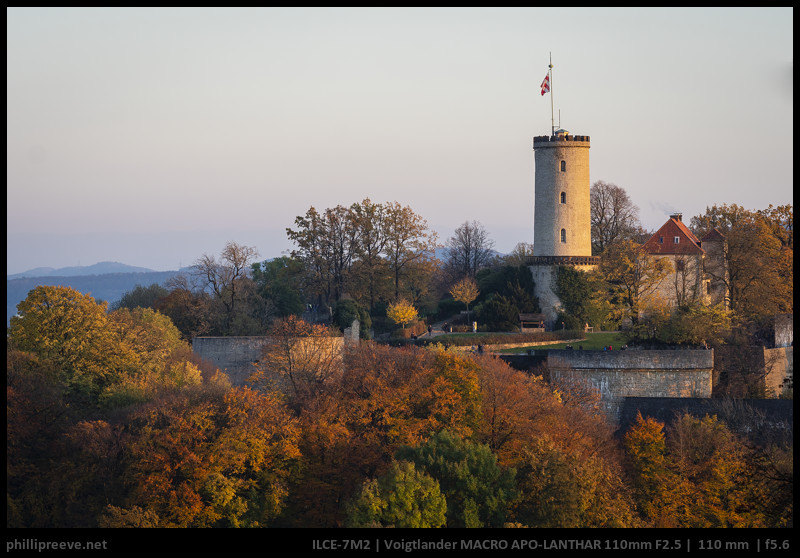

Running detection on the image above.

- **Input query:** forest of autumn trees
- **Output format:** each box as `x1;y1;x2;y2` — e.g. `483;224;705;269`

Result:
7;285;792;528
6;193;793;530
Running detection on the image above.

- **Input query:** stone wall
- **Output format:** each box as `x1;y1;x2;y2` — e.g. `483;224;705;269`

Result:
192;336;345;386
503;349;714;422
192;337;270;385
714;345;793;398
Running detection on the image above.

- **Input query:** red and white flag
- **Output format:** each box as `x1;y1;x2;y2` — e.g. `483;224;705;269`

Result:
540;73;550;96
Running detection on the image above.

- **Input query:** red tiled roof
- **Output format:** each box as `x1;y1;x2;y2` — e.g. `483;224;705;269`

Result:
642;216;705;255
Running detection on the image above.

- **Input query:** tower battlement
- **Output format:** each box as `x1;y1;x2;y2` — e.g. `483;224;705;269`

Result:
533;134;590;146
525;255;600;266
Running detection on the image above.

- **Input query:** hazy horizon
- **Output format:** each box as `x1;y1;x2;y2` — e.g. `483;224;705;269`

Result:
7;7;793;275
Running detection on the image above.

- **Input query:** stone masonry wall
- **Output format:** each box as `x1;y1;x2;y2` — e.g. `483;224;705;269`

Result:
192;336;345;386
546;349;714;422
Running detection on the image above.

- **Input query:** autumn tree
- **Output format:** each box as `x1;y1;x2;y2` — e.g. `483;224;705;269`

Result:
467;353;636;527
624;411;768;527
154;274;214;340
287;206;335;305
7;349;72;527
665;413;759;527
655;302;731;347
280;345;487;527
349;198;391;311
623;412;683;526
104;306;203;406
512;437;636;528
443;220;496;280
287;200;437;308
8;286;138;402
247;316;341;411
691;203;793;319
386;298;419;329
600;239;673;325
192;241;260;334
121;385;300;527
7;288;232;527
383;201;438;300
449;277;479;317
758;203;793;249
590;180;644;255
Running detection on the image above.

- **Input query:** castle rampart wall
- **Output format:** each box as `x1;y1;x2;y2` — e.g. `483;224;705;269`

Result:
192;335;345;385
542;349;713;422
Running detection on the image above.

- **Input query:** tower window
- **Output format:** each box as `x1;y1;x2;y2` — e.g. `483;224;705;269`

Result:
561;229;566;243
560;192;566;204
560;160;566;172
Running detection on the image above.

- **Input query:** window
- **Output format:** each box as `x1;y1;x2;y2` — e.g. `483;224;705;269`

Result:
674;236;680;244
560;160;566;172
561;229;566;243
676;260;685;272
560;192;566;204
659;236;664;244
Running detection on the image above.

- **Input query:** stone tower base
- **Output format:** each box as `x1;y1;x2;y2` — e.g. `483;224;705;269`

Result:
527;256;599;329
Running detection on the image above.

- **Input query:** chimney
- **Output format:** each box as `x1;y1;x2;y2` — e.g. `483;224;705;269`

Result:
670;213;683;222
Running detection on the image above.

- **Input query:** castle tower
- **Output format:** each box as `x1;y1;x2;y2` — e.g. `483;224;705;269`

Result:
528;130;600;328
532;130;592;257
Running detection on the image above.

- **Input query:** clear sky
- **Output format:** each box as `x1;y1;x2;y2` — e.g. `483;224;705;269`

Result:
7;7;793;275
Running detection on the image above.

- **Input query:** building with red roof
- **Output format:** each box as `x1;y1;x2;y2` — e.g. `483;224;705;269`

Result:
641;213;728;308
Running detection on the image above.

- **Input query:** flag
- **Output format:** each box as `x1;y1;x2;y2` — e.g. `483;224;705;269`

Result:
540;73;550;96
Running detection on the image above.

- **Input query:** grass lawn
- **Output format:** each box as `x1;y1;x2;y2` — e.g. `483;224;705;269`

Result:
496;331;626;353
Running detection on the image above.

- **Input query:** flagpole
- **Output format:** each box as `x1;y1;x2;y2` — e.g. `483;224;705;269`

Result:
549;53;554;136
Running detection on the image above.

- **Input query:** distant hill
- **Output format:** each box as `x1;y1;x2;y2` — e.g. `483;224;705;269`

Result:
7;261;158;280
7;264;185;325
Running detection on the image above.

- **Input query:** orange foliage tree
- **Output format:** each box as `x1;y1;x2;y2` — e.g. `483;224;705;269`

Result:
118;386;300;527
248;316;341;411
624;411;769;527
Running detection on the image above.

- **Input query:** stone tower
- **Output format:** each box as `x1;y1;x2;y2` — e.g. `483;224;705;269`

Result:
528;129;599;327
532;130;592;257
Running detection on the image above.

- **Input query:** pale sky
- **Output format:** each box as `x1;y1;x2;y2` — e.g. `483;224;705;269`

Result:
7;7;793;275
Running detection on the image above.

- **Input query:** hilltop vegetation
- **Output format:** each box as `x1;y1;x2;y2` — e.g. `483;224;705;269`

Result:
7;195;793;529
7;286;793;528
